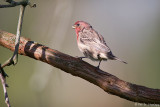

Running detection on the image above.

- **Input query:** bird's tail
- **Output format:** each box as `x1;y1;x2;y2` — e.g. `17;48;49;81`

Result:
107;51;127;64
114;57;127;64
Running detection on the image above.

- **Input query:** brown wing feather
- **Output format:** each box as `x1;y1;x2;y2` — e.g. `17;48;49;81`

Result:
81;28;111;51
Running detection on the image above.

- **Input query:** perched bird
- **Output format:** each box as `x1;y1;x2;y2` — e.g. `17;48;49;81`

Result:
72;21;127;68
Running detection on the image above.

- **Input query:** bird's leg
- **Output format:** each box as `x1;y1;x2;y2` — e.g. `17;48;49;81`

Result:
97;60;102;69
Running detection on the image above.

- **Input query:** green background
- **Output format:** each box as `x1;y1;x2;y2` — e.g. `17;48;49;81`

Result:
0;0;160;107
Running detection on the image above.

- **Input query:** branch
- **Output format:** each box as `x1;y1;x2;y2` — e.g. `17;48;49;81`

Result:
13;5;25;63
0;66;10;107
2;5;26;68
0;0;36;8
0;0;27;8
0;30;160;104
0;1;36;106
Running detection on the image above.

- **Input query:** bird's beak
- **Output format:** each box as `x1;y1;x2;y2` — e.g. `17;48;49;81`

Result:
72;25;76;29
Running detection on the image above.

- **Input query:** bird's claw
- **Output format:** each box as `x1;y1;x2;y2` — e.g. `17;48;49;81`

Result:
97;66;100;69
76;56;86;60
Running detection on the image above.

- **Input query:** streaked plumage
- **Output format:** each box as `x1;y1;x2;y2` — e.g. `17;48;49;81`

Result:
72;21;127;68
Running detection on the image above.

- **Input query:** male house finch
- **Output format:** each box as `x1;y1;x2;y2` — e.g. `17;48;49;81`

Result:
72;21;127;68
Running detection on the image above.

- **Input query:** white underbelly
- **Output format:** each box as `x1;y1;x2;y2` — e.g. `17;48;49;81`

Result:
77;43;108;60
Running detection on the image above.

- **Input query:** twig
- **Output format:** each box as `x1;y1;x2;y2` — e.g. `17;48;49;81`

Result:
0;0;28;8
0;30;160;104
0;3;26;107
0;1;35;106
1;5;26;68
0;66;10;107
13;5;26;65
0;0;36;8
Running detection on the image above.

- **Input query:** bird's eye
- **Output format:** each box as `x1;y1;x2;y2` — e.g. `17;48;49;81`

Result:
77;24;80;26
90;26;92;28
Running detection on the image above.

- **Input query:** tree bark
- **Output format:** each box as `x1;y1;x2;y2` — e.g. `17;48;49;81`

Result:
0;30;160;104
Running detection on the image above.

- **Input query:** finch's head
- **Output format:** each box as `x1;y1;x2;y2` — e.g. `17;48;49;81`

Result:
72;21;92;32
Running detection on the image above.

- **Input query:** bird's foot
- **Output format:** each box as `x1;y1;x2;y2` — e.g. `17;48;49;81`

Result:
96;65;100;69
76;56;87;60
96;60;102;69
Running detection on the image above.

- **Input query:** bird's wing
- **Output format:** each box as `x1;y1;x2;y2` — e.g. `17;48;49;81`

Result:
92;30;108;46
79;29;111;52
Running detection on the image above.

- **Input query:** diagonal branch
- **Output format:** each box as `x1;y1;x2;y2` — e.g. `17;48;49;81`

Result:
0;30;160;104
0;66;10;107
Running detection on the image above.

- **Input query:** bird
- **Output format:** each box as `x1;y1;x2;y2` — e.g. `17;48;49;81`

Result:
72;21;127;68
